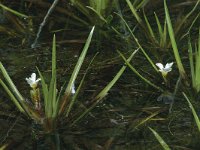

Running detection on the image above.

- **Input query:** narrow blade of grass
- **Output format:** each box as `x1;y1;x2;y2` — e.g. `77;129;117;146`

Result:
154;12;164;45
183;92;200;132
71;0;90;17
95;49;138;101
0;79;24;112
195;29;200;92
0;78;41;121
133;110;161;130
181;12;200;40
71;49;139;126
59;26;95;115
0;62;24;102
143;11;155;40
115;13;158;72
66;52;98;117
162;19;167;48
164;0;186;79
188;37;195;88
0;3;28;18
87;6;107;23
149;127;171;150
125;0;142;24
37;67;49;116
0;143;9;150
136;0;150;10
118;50;163;92
51;35;58;118
175;0;200;35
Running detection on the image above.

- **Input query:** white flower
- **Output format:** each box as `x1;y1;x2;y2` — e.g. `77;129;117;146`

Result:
156;62;173;75
26;73;41;89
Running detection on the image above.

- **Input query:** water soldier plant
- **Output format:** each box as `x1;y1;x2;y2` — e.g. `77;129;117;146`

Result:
0;27;96;134
0;26;140;148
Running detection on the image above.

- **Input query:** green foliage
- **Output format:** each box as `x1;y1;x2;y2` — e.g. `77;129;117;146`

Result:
0;26;136;135
164;0;186;79
59;26;95;115
70;0;117;26
116;14;158;72
0;3;28;18
143;12;168;48
188;29;200;93
0;27;95;132
183;92;200;132
118;50;163;92
149;127;171;150
125;0;142;24
1;1;200;149
71;49;139;126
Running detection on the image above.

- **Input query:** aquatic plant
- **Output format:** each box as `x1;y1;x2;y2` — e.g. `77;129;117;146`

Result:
69;0;117;25
164;0;186;80
1;1;200;149
188;29;200;93
0;26;139;148
0;27;95;134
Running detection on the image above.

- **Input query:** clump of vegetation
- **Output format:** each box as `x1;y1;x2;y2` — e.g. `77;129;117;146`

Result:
0;0;200;149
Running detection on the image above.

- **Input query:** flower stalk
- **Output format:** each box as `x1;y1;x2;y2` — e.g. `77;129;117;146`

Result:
26;73;41;110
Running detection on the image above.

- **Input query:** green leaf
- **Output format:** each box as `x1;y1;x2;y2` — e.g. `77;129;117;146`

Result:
175;0;200;35
0;62;24;102
164;0;186;79
59;26;95;115
0;3;28;18
143;11;155;40
125;0;142;24
149;127;171;150
0;79;24;112
51;35;58;118
188;37;195;88
66;52;98;117
71;49;139;126
118;50;163;92
183;92;200;132
116;13;158;72
87;6;107;23
37;67;49;116
154;12;164;45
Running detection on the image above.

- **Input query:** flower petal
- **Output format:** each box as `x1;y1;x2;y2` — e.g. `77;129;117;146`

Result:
163;67;172;73
31;73;36;81
26;78;33;85
165;62;173;70
35;78;41;83
26;73;40;88
156;63;164;70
